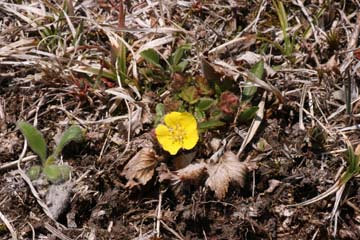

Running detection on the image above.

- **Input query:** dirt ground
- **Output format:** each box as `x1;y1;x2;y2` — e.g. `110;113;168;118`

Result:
1;1;360;239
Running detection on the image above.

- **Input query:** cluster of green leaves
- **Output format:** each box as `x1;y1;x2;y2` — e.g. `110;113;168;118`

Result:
141;44;191;74
139;44;191;89
18;121;84;184
146;44;265;131
341;145;360;185
39;1;84;52
257;1;297;60
272;0;296;57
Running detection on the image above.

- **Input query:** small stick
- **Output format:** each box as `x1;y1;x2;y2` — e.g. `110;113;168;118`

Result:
156;190;163;238
0;211;17;240
0;155;37;171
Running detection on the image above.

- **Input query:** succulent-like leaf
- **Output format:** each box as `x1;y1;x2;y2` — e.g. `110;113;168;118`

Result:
27;165;42;180
43;164;71;184
18;121;47;163
53;125;84;158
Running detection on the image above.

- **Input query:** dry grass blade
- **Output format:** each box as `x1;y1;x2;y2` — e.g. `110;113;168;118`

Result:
241;70;284;103
0;39;36;56
134;35;175;61
105;88;135;102
286;179;342;207
237;92;266;157
288;144;360;208
1;4;37;27
209;34;256;55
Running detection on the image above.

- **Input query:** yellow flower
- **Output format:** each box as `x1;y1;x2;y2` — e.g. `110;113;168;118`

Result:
155;112;199;155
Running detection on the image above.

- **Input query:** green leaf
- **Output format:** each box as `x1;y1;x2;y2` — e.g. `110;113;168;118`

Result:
53;125;84;159
43;164;71;184
210;108;223;119
18;121;47;163
27;165;42;180
196;98;215;111
170;60;188;73
243;61;264;102
80;66;117;81
117;41;127;81
198;120;225;130
155;103;165;125
251;60;265;80
140;48;162;69
179;86;200;104
156;103;165;117
170;44;191;66
238;106;259;123
194;109;206;122
45;155;56;166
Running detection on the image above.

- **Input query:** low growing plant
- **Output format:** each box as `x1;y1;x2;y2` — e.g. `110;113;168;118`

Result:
18;121;85;184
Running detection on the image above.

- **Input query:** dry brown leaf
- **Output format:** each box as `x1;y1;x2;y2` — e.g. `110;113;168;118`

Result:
122;148;159;188
205;151;247;199
157;163;176;183
176;162;207;182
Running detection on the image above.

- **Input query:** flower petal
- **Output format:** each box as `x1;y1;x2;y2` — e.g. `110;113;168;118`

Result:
183;128;199;150
165;141;182;155
155;124;181;155
164;112;182;128
178;112;197;130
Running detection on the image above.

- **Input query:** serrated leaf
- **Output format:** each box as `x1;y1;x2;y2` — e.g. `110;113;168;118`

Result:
140;48;162;69
196;98;215;111
53;125;84;158
27;165;42;180
43;164;71;184
18;121;47;163
205;151;248;199
122;148;159;188
198;120;225;130
179;86;200;104
238;106;259;123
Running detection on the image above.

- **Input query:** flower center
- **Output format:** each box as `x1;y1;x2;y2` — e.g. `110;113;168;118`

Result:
169;123;186;145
